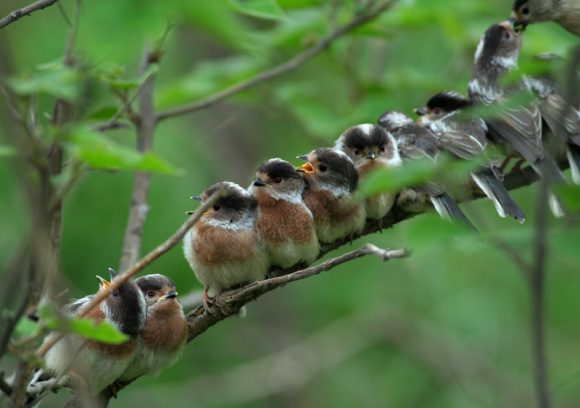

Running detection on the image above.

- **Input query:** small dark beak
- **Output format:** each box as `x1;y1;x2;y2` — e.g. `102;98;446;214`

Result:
414;107;426;116
109;268;118;280
166;290;178;299
253;178;266;187
191;195;203;203
297;155;309;162
509;16;515;26
366;151;377;160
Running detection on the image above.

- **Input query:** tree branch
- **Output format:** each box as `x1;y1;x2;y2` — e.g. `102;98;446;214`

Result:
0;0;59;30
156;0;395;121
185;245;408;342
118;52;159;273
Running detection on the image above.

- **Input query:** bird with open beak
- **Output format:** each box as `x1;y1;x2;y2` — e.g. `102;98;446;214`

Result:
334;124;403;225
378;110;478;231
118;274;187;382
511;0;580;37
414;92;527;223
250;158;319;273
183;182;269;314
43;268;147;395
296;147;366;243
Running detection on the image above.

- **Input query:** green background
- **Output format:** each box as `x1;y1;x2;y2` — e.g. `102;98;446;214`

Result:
1;0;579;407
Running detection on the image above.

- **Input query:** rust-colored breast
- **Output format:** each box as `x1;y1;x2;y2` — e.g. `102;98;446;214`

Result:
193;222;259;267
256;200;314;245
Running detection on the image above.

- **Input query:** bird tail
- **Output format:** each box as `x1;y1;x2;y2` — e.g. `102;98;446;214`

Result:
430;193;478;232
471;169;526;223
566;143;580;185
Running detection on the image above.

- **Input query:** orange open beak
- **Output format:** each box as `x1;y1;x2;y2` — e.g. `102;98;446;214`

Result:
296;162;315;174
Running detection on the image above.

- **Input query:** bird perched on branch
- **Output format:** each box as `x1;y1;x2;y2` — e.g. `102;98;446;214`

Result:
43;268;147;395
118;274;187;382
250;158;319;272
414;92;527;223
296;147;366;243
468;20;568;216
510;0;580;36
183;182;269;313
526;65;580;184
334;124;402;225
378;110;478;231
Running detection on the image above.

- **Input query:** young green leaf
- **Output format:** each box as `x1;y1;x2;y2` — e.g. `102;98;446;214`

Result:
62;125;179;174
8;67;81;101
229;0;285;21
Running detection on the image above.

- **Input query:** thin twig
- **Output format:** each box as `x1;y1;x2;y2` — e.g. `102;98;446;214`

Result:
0;0;59;30
94;74;155;132
118;51;159;273
35;189;223;358
156;0;394;121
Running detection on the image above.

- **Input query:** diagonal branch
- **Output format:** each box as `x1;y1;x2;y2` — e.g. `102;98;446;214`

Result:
156;0;395;121
0;0;59;30
185;245;408;342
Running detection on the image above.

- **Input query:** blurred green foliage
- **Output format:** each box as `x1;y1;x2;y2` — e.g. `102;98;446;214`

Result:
1;0;579;407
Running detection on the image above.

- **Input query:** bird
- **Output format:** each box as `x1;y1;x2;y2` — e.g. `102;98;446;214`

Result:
183;181;269;313
333;124;403;223
250;158;319;272
296;147;366;243
378;110;478;231
414;92;527;223
468;20;568;216
526;64;580;185
43;268;147;395
510;0;580;37
117;274;187;382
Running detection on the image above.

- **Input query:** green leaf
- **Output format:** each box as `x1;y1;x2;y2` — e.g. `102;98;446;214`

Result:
62;125;179;174
359;157;435;197
85;106;120;121
8;67;81;101
14;316;38;337
40;304;129;344
229;0;285;20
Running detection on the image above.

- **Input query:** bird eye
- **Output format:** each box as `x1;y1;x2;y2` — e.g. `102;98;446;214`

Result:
212;204;221;211
503;30;511;40
147;290;155;297
319;164;328;172
274;178;283;183
433;108;443;116
353;149;360;156
379;145;386;153
522;6;529;14
112;290;119;297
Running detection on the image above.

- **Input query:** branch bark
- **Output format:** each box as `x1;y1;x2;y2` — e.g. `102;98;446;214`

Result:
0;0;59;30
155;0;395;121
118;52;159;273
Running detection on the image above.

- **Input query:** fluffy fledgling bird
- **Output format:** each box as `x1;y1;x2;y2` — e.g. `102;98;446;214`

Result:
469;20;568;216
511;0;580;37
415;92;527;223
378;110;478;230
183;182;269;313
117;274;187;382
527;71;580;184
296;147;366;243
334;124;403;222
43;269;147;395
250;159;319;271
